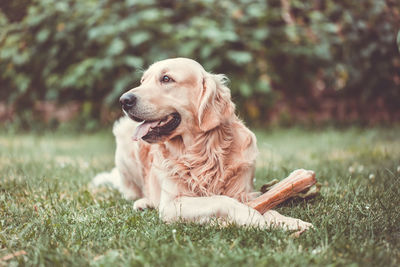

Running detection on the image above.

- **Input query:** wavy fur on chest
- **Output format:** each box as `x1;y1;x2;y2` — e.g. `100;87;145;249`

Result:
159;121;255;201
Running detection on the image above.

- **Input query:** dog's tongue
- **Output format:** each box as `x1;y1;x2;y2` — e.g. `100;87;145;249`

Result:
132;120;159;141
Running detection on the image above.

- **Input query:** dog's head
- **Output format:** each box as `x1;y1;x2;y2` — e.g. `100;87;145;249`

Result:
120;58;234;143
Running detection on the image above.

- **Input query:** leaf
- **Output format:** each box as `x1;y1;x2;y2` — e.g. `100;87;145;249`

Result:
322;23;339;33
36;29;50;43
16;74;31;93
105;75;136;105
88;25;114;40
13;51;30;65
129;32;151;46
247;3;266;18
284;25;298;43
107;38;125;56
180;41;198;56
256;77;271;93
203;27;223;40
397;30;400;52
137;9;161;21
227;51;252;65
200;46;213;58
0;10;8;26
252;28;269;41
239;83;252;97
124;56;143;68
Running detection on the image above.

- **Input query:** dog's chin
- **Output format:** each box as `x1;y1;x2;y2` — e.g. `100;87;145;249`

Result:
127;112;181;144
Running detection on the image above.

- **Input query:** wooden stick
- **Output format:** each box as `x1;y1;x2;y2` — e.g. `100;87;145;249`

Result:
247;170;317;214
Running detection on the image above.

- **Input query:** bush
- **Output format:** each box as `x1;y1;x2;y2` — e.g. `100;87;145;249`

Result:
0;0;399;126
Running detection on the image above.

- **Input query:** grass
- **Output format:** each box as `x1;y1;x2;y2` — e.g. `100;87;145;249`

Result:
0;126;399;266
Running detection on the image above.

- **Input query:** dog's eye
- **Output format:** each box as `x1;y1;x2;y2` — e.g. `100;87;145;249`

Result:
161;75;173;83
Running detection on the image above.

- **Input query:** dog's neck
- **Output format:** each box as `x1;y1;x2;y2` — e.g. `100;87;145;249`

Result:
157;135;184;158
181;130;197;148
158;122;232;160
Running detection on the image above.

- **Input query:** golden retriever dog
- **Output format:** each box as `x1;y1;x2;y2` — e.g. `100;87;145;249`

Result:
92;57;313;231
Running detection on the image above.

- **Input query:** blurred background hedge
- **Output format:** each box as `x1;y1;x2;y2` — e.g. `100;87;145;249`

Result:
1;0;399;129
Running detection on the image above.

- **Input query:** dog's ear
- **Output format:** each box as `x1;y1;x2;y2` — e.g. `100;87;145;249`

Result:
197;73;234;132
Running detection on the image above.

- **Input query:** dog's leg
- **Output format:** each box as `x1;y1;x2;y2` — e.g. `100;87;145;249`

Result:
113;117;147;200
91;167;140;200
159;195;313;231
132;170;160;210
159;195;266;226
92;117;146;200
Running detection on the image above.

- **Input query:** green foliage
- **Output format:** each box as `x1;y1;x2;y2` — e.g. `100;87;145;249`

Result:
0;0;399;124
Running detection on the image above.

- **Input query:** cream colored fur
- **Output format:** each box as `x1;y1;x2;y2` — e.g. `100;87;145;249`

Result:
92;58;313;231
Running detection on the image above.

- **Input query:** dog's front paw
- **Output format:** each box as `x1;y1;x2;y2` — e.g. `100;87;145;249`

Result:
133;198;152;211
289;220;314;237
286;218;314;231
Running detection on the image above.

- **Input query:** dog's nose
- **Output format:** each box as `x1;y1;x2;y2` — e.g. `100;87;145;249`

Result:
119;93;137;110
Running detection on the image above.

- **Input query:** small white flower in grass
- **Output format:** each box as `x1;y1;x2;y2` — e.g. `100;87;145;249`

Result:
368;174;375;182
365;205;370;210
397;166;400;173
311;248;321;254
172;229;179;245
348;166;355;173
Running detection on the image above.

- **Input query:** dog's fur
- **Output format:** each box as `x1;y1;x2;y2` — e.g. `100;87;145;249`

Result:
92;58;313;231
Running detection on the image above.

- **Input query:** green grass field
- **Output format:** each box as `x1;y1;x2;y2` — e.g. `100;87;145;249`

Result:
1;127;399;266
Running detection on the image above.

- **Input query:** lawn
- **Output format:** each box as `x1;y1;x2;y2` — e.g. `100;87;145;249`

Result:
0;127;399;266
